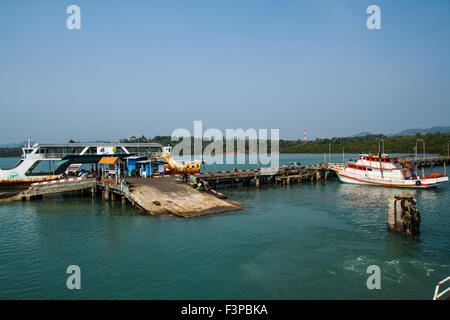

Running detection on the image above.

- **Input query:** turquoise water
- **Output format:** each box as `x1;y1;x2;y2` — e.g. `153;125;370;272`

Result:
0;155;449;299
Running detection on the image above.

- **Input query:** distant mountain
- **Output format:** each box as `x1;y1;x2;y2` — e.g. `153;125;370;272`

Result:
349;126;450;138
0;140;111;148
394;126;450;136
0;141;27;148
351;131;375;137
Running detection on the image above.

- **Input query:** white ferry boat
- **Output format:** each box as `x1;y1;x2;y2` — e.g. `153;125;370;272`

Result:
0;140;162;188
330;153;448;188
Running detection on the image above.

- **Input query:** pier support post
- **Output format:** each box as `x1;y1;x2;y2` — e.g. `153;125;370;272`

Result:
104;184;110;200
111;192;115;201
387;194;420;236
255;177;260;188
122;196;126;205
316;171;321;181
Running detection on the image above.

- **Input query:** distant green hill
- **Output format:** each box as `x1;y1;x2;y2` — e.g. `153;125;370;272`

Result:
394;126;450;136
0;147;22;157
0;141;27;148
351;131;374;137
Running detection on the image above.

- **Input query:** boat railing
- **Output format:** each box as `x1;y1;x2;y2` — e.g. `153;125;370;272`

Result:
433;276;450;300
35;151;162;159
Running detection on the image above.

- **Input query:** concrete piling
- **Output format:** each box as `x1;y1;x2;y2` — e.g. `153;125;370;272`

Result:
387;194;420;236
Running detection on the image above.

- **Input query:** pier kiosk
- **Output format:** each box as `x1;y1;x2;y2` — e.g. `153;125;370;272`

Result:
124;156;147;177
98;157;123;183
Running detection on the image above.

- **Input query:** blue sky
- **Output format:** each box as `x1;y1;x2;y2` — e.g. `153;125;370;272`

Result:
0;0;449;143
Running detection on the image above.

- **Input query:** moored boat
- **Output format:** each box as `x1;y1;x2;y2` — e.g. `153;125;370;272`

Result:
330;153;448;188
0;140;162;188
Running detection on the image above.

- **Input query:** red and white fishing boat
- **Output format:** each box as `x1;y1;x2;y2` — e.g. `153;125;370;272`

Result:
330;154;448;188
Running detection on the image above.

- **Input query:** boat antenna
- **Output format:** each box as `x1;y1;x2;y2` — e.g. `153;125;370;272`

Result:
379;152;384;178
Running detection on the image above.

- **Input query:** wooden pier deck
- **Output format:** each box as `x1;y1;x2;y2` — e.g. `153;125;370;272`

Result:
194;165;332;188
0;178;97;202
0;176;244;218
403;156;450;167
0;164;333;217
1;157;447;218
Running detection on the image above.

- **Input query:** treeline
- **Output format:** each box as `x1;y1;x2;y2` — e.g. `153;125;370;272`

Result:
120;132;450;155
0;147;21;157
280;132;450;155
1;132;448;157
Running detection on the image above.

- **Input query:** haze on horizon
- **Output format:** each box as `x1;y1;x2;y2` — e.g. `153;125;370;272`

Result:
0;0;449;144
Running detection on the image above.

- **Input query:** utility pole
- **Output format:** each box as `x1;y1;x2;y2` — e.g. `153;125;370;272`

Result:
416;138;425;159
376;137;384;154
328;139;336;164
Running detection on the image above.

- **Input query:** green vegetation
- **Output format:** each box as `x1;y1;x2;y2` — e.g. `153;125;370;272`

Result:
279;132;450;155
0;147;21;157
121;132;450;156
1;132;448;157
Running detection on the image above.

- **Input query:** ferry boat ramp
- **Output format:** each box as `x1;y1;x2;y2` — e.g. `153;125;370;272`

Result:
0;150;448;218
0;164;332;218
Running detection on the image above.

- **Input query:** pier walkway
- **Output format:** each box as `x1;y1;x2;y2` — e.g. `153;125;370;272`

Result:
194;164;331;188
1;157;447;217
0;178;96;202
0;164;332;217
0;176;244;218
404;156;450;167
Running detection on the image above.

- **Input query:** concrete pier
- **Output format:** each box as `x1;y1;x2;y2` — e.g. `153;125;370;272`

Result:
121;177;244;218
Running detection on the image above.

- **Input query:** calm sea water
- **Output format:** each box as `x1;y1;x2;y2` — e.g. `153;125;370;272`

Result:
0;155;449;299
